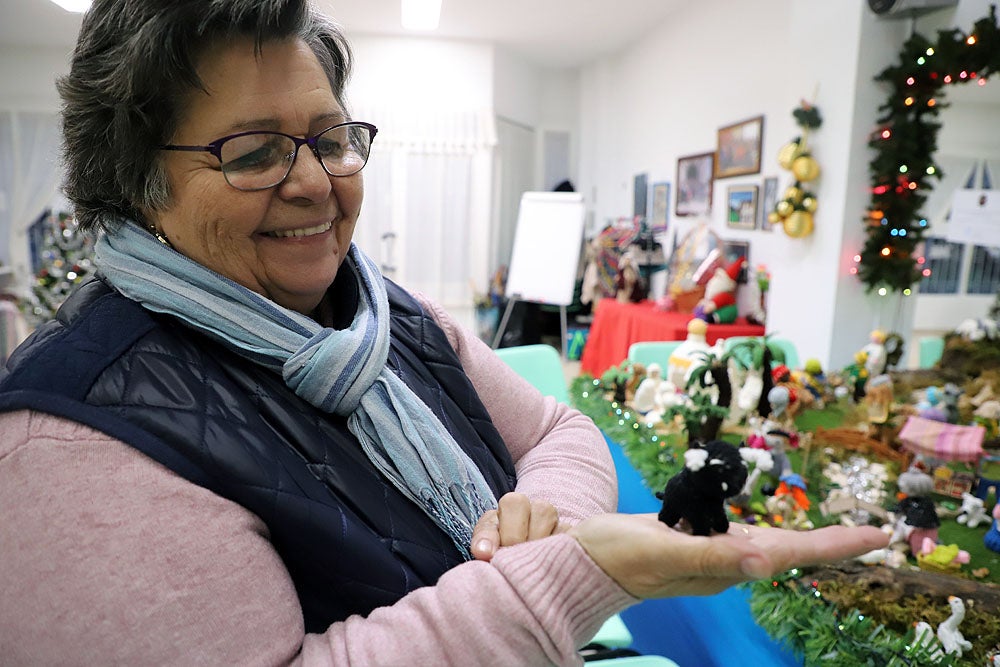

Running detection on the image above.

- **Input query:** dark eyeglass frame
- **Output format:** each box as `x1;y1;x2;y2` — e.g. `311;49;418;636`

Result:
160;121;378;191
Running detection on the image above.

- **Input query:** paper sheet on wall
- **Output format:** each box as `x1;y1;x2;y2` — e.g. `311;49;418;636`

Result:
945;190;1000;246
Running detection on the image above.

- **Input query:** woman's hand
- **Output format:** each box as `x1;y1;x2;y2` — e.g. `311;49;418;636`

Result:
471;492;563;561
569;513;889;599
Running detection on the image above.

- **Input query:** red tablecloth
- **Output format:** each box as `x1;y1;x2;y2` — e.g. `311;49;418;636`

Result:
579;298;766;376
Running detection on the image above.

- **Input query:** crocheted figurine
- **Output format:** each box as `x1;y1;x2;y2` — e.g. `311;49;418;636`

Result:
956;492;990;528
937;596;973;657
916;539;970;573
861;329;888;377
912;597;973;661
916;386;949;422
692;256;744;324
898;494;940;555
656;440;748;536
632;363;664;413
666;319;711;390
615;248;646;304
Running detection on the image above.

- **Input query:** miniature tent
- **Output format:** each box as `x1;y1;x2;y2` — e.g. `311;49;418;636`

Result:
898;415;985;463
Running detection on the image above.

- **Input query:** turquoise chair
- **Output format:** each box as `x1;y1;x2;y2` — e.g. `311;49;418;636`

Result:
722;335;752;353
919;336;944;369
494;343;633;651
494;344;569;403
627;340;682;369
589;612;634;650
589;655;680;667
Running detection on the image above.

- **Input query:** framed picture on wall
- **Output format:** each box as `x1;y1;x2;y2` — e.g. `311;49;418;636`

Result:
716;115;764;178
759;176;779;230
633;172;649;221
675;152;715;217
721;239;750;284
726;184;759;230
650;181;671;233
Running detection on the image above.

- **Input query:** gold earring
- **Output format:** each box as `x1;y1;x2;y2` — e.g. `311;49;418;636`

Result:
148;225;172;248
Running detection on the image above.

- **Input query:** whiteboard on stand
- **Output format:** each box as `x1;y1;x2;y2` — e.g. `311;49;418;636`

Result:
504;191;586;307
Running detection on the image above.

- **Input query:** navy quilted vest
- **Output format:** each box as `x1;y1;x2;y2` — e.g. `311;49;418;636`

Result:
0;276;517;632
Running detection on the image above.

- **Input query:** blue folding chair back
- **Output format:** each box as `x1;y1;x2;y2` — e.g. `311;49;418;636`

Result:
627;340;682;369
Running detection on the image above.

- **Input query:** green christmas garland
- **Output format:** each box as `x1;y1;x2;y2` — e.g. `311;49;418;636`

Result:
747;571;959;666
572;375;683;495
857;6;1000;294
568;374;976;665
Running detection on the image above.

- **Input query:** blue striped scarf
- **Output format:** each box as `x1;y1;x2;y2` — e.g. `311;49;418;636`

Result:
95;221;497;557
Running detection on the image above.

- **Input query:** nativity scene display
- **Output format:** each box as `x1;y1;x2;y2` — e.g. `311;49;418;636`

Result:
572;314;1000;665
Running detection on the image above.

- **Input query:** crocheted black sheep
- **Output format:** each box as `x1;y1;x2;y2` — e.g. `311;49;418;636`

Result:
657;440;748;536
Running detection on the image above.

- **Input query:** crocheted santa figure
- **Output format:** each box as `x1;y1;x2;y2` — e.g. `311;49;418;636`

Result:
693;256;745;324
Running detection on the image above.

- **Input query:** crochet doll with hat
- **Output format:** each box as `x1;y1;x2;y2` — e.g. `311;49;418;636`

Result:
693;256;745;324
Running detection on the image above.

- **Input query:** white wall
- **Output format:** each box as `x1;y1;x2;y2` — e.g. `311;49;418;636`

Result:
493;47;580;212
0;45;68;110
827;0;913;368
492;48;580;276
348;35;494;112
578;0;874;369
575;0;997;370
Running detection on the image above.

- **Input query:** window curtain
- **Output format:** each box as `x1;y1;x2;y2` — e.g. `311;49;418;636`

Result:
0;110;64;294
0;107;500;311
352;107;496;310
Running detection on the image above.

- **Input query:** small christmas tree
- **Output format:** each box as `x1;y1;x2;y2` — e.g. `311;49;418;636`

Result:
22;211;95;327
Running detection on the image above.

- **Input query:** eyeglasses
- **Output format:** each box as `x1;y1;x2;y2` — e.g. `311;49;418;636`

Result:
160;121;378;191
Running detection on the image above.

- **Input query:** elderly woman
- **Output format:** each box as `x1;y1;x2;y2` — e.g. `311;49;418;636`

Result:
0;0;886;664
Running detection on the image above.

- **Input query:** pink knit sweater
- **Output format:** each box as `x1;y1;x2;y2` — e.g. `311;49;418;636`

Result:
0;295;634;666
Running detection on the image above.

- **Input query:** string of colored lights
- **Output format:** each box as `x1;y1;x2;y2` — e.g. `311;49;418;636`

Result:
854;7;1000;295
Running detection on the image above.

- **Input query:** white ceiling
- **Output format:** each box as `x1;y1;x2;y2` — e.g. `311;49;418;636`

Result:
0;0;686;69
1;0;995;102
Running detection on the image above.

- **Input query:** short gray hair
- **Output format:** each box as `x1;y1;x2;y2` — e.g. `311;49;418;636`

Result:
58;0;353;231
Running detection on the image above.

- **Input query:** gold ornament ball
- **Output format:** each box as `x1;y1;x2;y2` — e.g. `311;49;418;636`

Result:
802;196;818;212
791;155;821;181
783;210;814;238
767;211;781;224
784;186;804;203
777;141;801;170
775;200;794;217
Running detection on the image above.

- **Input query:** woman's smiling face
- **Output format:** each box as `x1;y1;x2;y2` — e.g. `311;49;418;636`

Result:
147;37;363;315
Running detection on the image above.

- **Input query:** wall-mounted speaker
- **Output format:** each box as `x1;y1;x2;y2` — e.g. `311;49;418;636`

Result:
867;0;958;18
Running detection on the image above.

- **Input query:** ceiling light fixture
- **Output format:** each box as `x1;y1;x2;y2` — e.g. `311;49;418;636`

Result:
49;0;92;12
401;0;442;31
